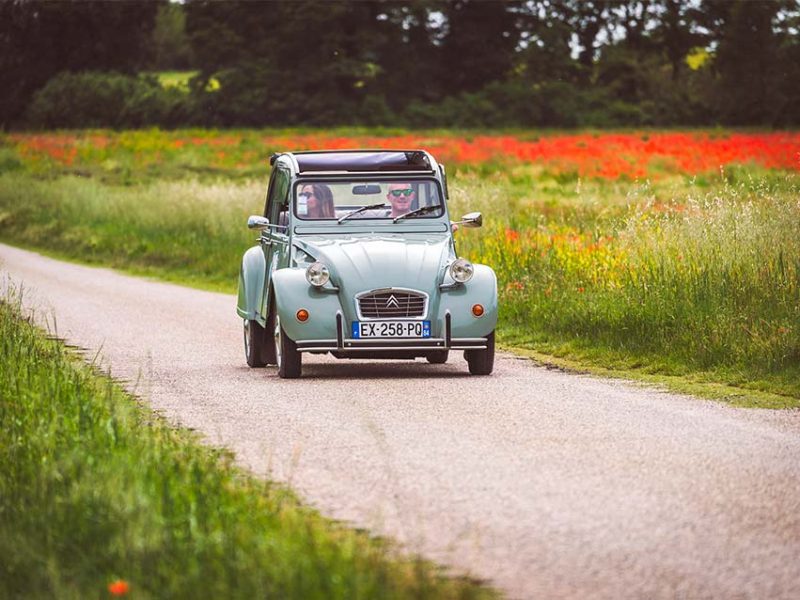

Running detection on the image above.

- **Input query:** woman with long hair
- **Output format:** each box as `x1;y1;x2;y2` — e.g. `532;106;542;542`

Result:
299;183;335;219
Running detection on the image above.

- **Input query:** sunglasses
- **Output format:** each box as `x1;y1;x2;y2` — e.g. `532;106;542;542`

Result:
389;189;414;198
298;192;315;199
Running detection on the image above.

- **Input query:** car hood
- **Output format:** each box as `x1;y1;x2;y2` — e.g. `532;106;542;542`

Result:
298;232;453;293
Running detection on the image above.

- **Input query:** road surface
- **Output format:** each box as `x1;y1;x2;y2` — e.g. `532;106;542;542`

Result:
2;242;799;599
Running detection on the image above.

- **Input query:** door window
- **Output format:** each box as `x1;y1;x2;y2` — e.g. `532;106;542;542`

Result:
265;168;290;226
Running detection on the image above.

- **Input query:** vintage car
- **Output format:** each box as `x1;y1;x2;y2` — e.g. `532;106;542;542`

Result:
236;150;497;378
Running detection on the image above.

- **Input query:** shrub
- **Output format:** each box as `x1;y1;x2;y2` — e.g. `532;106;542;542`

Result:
26;71;188;129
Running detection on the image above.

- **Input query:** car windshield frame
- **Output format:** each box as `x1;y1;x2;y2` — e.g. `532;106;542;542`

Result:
292;177;446;223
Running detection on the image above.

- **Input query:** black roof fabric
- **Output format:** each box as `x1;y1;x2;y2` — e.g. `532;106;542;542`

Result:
293;150;432;172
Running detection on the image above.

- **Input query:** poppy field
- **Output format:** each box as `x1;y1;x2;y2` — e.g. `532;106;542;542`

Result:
5;129;800;181
0;128;798;404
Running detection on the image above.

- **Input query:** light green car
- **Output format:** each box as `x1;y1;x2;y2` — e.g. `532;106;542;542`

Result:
237;150;497;378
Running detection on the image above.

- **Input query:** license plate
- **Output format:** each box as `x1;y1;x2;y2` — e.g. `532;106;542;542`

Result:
352;320;431;339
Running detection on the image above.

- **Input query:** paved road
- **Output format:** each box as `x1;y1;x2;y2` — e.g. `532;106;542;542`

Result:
2;242;800;599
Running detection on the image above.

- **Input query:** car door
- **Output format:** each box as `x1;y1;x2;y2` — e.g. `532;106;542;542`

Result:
259;166;290;319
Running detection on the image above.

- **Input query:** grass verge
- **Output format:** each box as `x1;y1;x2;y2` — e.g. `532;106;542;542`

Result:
0;297;494;599
456;171;800;406
499;341;798;410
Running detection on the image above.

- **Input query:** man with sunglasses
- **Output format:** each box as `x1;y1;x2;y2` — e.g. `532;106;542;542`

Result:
385;181;459;231
386;182;416;218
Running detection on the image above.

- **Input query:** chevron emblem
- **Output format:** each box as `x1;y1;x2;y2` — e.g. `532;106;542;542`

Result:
386;295;400;309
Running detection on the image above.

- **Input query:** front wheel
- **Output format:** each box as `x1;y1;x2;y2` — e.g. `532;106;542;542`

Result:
244;319;267;368
275;314;302;378
465;331;495;375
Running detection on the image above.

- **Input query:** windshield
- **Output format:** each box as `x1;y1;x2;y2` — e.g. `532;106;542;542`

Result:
293;179;444;221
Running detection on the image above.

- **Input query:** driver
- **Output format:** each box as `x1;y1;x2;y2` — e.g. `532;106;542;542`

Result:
386;182;415;218
385;181;457;230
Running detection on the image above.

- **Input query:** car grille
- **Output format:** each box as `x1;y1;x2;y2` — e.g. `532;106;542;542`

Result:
357;290;426;319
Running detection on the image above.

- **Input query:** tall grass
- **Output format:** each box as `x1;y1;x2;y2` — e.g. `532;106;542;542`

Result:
454;173;800;398
0;173;256;290
1;131;798;400
0;298;493;599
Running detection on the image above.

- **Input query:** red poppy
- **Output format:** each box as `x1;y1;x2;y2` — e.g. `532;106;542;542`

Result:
108;580;130;596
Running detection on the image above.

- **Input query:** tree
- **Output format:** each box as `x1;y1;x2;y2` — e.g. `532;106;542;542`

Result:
185;0;389;125
0;0;161;127
516;0;582;84
374;1;446;107
150;2;194;70
651;0;705;81
773;1;800;124
562;0;613;76
438;0;522;92
713;0;783;124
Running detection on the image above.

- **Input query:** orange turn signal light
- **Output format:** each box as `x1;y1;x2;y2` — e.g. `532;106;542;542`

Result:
471;304;484;317
296;309;309;322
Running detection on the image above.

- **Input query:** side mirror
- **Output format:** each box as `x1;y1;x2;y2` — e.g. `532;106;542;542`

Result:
459;211;482;228
247;215;270;230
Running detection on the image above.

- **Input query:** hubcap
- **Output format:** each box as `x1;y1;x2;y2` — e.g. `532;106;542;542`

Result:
243;319;250;360
274;314;282;368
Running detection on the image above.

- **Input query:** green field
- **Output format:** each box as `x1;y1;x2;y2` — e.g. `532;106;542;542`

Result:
0;296;493;599
147;70;220;92
0;129;798;406
152;70;197;90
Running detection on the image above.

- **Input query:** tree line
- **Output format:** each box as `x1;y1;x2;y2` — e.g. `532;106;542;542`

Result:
2;0;799;129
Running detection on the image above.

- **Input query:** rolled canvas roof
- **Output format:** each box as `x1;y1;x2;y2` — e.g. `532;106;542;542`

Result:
287;150;433;173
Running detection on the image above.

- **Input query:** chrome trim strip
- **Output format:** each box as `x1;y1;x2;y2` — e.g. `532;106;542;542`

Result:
354;287;429;321
349;336;444;343
297;345;487;353
340;337;484;347
299;347;344;352
295;335;488;353
296;336;487;345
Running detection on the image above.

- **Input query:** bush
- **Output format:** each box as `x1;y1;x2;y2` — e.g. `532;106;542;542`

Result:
401;80;586;128
26;71;188;129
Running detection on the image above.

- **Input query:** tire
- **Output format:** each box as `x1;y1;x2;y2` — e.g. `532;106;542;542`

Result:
243;319;267;368
465;331;495;375
426;351;449;364
275;314;302;378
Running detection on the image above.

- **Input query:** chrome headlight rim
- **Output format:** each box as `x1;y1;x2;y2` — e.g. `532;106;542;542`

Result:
305;262;330;287
450;258;474;283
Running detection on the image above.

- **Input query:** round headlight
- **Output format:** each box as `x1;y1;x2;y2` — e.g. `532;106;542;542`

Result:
305;262;330;287
450;258;474;283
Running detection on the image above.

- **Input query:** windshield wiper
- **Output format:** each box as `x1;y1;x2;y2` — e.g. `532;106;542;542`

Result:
392;204;442;223
337;203;389;224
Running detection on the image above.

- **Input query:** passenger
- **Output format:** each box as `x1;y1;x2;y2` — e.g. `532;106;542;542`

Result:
299;183;335;219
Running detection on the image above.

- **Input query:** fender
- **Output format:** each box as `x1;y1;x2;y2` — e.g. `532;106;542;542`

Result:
236;246;266;323
271;268;343;342
437;264;498;338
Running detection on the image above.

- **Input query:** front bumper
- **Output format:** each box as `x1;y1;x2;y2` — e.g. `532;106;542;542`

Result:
297;337;488;352
295;312;488;352
271;265;498;350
